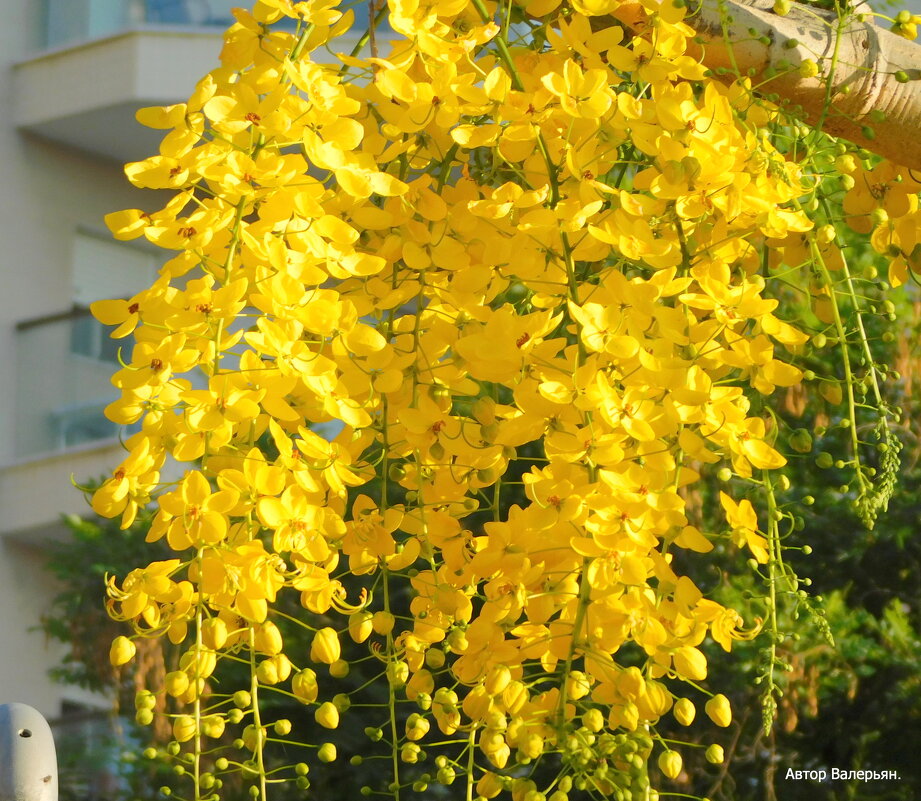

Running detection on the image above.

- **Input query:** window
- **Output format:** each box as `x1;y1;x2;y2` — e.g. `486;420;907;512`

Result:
14;233;159;456
70;310;122;364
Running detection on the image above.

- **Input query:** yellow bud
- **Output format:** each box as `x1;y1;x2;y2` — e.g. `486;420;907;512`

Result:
816;224;836;244
638;680;673;719
315;701;340;729
253;621;283;655
502;681;528;714
566;670;591;700
180;678;205;704
257;655;291;685
110;636;136;666
425;649;446;669
401;742;422;763
329;659;350;678
317;742;337;763
257;659;280;686
273;654;293;682
446;628;468;654
349;611;374;643
462;686;492;721
799;59;820;79
520;732;544;760
172;715;197;743
180;648;217;679
582;708;604;732
617;666;645;698
164;670;190;698
405;713;430;740
292;669;319;704
201;617;228;650
834;154;857;174
372;611;395;635
310;627;341;664
673;646;708;681
705;694;732;727
201;715;225;739
658;749;683;779
706;743;725;764
386;660;409;688
242;724;265;752
608;703;639;731
673;698;696;726
476;772;503;799
485;664;512;695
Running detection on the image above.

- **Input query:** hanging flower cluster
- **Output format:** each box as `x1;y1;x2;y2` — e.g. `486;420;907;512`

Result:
92;0;913;799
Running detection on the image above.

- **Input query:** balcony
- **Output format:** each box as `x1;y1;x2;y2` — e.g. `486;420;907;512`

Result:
15;309;125;458
43;0;239;50
1;309;128;537
12;0;378;163
13;1;242;163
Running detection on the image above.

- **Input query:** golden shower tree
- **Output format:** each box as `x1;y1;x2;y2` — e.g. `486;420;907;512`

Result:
92;0;920;799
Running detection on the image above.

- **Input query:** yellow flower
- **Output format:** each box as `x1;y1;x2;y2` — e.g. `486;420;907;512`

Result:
150;470;239;551
91;438;161;528
542;60;613;119
720;492;769;564
258;485;332;560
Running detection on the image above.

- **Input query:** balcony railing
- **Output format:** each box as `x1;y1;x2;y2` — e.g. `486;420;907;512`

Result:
15;308;124;458
43;0;239;49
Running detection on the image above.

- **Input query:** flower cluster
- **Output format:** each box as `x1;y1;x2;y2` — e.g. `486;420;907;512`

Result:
92;0;914;799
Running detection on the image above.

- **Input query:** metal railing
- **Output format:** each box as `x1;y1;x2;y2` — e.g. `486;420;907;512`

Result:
43;0;239;49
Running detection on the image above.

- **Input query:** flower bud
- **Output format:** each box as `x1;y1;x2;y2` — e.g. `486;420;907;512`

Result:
201;617;229;650
705;694;732;727
253;621;283;655
172;715;197;743
292;669;319;704
164;671;190;698
201;715;226;739
348;611;374;643
372;611;396;635
658;750;682;779
673;698;696;726
315;701;340;729
110;636;136;666
310;628;341;664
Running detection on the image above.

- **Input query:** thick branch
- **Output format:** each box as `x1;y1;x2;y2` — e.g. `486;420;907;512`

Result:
604;0;921;170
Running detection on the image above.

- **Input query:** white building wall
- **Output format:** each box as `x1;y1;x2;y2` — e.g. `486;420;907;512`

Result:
0;0;226;724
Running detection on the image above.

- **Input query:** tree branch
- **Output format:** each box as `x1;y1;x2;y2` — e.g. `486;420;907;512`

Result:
601;0;921;169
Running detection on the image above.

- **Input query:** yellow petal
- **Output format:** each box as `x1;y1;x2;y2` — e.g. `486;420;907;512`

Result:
741;438;786;469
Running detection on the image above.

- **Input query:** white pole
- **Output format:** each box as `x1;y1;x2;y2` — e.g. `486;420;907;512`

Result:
0;704;58;801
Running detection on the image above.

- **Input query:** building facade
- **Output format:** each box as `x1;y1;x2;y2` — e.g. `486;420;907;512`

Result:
0;0;235;762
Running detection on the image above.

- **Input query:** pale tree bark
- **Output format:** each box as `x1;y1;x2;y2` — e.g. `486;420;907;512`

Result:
601;0;921;170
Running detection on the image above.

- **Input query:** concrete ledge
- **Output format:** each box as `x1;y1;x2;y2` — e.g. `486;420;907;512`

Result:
12;29;224;162
0;440;122;537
